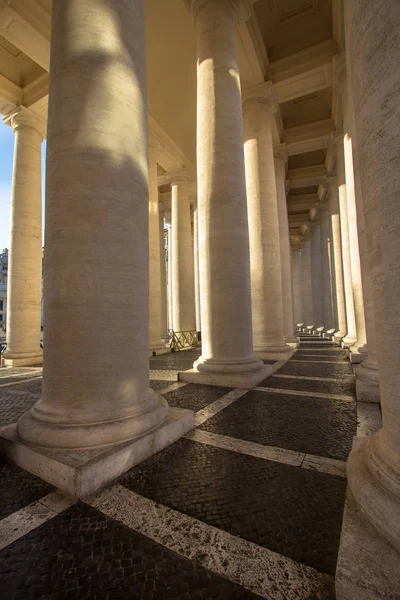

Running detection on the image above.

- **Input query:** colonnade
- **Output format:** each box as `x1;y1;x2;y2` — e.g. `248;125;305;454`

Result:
0;0;399;594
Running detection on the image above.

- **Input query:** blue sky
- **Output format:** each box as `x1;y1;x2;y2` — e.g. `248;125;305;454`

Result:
0;124;46;250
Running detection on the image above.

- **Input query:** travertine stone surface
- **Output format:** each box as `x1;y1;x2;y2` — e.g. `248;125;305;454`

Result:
274;147;297;345
186;0;267;385
159;203;168;340
339;0;400;579
2;108;43;368
310;220;324;329
301;235;314;329
243;85;293;360
335;138;356;347
193;207;201;333
167;225;173;330
291;246;303;327
171;170;196;332
327;175;346;341
148;139;167;355
319;202;335;332
18;0;168;449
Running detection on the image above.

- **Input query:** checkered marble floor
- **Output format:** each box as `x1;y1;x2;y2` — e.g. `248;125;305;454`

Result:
0;337;382;599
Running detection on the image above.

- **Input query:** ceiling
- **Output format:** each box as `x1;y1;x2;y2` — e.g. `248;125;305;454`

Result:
0;0;341;239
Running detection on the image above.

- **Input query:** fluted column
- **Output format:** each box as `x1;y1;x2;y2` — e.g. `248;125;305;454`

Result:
291;245;303;328
243;84;293;360
159;203;168;341
274;146;298;347
182;0;268;388
18;0;168;449
170;170;195;332
327;174;347;341
319;199;336;333
301;231;314;330
193;206;201;336
2;107;43;367
336;2;400;597
336;136;357;347
310;219;324;331
148;139;167;355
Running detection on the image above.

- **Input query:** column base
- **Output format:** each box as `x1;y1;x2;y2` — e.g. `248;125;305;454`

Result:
349;342;368;364
179;363;272;389
334;330;346;343
355;360;380;403
284;335;300;349
149;341;170;356
342;335;357;348
255;343;294;361
335;491;400;600
0;407;194;498
2;350;43;367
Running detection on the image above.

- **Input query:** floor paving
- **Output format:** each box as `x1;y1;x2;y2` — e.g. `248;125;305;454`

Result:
0;334;360;599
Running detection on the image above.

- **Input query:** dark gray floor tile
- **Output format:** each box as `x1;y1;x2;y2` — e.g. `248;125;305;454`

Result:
0;392;37;426
199;389;356;460
0;502;260;600
0;462;53;520
262;375;356;397
121;439;346;575
164;383;231;412
275;360;353;378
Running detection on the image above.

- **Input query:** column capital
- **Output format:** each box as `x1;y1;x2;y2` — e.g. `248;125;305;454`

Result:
326;174;337;189
242;81;278;115
2;106;46;139
185;0;251;25
284;180;290;196
169;168;191;185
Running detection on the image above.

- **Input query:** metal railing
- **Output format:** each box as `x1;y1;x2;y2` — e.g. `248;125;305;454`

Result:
169;330;199;351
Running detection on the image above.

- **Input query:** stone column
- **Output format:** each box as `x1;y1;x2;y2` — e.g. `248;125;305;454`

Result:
18;0;168;449
148;139;167;355
170;170;196;332
301;231;314;330
167;223;173;331
159;202;168;341
291;245;303;328
310;219;324;331
336;2;400;597
193;206;201;336
182;0;268;388
274;146;298;347
336;136;357;347
327;174;347;341
319;199;336;333
243;84;293;360
2;107;43;367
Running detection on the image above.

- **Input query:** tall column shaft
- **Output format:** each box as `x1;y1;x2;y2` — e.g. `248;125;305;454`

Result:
327;175;347;340
167;225;173;331
319;201;335;332
310;220;324;330
171;172;195;332
148;142;167;355
275;147;297;346
2;108;43;367
193;207;201;334
291;246;303;327
183;0;267;388
342;0;400;560
301;235;314;329
159;204;168;340
336;139;357;346
18;0;168;449
243;87;292;360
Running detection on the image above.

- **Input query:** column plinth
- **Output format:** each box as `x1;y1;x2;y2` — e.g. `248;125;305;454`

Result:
2;107;44;367
181;0;270;387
